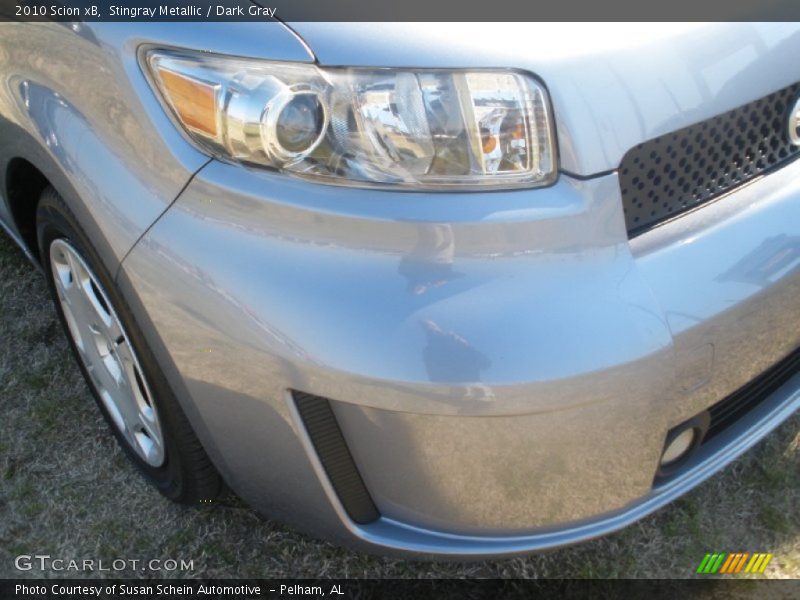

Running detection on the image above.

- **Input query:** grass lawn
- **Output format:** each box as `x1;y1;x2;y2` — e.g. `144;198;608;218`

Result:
0;232;798;579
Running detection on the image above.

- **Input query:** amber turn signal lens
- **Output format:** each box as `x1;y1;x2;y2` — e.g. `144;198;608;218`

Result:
481;134;497;154
157;68;219;137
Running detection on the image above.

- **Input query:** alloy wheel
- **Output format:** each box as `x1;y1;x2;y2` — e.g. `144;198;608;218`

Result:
49;239;166;467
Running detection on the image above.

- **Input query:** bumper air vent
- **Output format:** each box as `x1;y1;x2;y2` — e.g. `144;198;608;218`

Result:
292;391;380;524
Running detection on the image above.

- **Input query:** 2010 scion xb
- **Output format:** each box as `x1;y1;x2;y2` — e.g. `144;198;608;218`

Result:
0;20;798;557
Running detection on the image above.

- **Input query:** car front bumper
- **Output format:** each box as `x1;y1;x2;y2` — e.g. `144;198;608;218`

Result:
118;156;800;558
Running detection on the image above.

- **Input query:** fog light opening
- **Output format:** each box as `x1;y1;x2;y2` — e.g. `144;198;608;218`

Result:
656;411;710;480
660;427;697;466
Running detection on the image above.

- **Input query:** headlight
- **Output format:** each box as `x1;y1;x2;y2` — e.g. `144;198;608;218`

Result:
144;49;557;190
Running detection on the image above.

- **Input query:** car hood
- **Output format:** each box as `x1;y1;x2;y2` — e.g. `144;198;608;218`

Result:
289;22;800;175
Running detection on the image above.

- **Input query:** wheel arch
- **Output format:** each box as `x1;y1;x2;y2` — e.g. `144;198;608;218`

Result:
0;118;119;276
4;156;51;262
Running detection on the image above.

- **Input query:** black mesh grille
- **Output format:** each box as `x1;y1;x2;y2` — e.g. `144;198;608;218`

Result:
620;82;800;237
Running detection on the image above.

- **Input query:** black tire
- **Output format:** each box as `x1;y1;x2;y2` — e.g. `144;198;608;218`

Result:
37;186;222;504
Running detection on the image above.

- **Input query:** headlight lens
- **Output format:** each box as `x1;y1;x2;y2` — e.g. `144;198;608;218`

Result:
145;49;557;190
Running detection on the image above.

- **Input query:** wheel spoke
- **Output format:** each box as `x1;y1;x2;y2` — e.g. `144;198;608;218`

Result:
58;294;87;355
105;320;125;349
115;340;142;394
98;389;126;434
78;277;112;330
52;257;73;301
64;247;87;288
138;411;163;453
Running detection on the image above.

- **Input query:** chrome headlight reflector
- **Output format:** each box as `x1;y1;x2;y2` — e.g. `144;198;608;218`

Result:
145;49;557;190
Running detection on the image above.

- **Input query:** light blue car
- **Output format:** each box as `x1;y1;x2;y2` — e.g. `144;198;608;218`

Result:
0;21;798;557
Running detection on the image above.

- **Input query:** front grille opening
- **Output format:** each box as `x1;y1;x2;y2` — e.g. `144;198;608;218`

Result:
292;391;380;525
655;346;800;486
705;346;800;441
620;82;800;237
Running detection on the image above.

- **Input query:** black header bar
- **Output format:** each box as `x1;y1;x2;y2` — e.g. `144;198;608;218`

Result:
1;0;800;22
2;578;798;600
